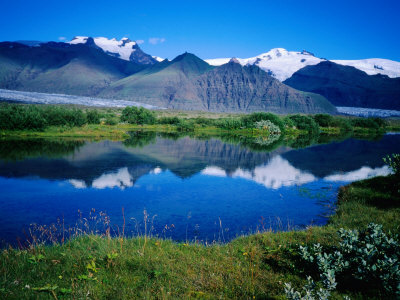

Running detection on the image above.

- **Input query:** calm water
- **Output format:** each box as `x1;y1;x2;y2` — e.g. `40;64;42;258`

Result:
0;132;399;245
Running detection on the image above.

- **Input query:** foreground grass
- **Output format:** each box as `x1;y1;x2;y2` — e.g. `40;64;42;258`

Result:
0;175;399;299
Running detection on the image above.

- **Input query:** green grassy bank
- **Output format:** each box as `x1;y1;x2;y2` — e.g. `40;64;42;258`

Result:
0;175;399;299
1;103;399;140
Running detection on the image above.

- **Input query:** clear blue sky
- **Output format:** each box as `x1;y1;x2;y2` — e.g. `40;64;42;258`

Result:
1;0;399;61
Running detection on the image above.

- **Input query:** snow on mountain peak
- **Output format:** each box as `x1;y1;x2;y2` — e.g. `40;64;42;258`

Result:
69;36;138;61
206;48;400;81
206;48;323;81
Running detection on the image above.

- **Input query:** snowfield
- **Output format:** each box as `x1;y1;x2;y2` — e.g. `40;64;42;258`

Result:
206;48;400;81
0;89;163;109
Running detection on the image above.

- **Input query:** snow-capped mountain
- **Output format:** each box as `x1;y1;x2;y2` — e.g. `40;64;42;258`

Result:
69;36;157;65
206;48;400;81
152;56;165;62
331;58;400;78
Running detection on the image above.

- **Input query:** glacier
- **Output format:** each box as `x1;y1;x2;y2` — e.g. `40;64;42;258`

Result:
337;106;400;118
0;89;163;109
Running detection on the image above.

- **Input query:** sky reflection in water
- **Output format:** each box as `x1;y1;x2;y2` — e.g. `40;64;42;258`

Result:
0;134;398;245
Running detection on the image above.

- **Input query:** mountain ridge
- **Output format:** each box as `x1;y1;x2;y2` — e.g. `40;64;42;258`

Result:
206;48;400;81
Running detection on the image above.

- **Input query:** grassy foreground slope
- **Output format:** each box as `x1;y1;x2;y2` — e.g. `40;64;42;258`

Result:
0;175;399;299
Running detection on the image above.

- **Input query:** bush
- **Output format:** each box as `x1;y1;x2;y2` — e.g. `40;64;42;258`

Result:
351;118;381;129
254;120;281;134
288;114;319;135
157;116;181;125
215;118;243;130
86;110;101;124
286;223;400;299
176;120;195;132
383;153;400;177
104;115;118;125
313;114;335;127
241;112;284;130
121;106;156;125
0;104;88;131
282;116;296;129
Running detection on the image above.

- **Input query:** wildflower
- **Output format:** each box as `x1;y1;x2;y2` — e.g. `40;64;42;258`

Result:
243;252;248;256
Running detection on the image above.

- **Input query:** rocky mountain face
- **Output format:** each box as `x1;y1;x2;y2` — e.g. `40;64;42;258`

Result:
0;41;144;96
100;54;336;113
195;60;336;113
284;61;400;110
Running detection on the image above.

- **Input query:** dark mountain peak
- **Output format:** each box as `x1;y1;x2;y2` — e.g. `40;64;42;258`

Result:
168;52;213;76
301;50;315;56
229;57;240;64
172;52;201;62
84;37;96;47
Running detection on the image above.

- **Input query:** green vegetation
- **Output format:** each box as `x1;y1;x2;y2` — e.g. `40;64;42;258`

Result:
0;168;399;299
121;106;156;125
1;104;399;141
286;223;400;299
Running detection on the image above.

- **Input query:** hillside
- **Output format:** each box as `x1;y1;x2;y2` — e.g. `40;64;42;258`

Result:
284;61;400;110
101;55;336;113
0;42;144;96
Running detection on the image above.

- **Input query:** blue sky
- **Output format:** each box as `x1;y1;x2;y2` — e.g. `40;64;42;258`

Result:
1;0;399;61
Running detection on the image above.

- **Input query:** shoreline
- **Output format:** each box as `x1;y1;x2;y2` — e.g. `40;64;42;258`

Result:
0;174;398;298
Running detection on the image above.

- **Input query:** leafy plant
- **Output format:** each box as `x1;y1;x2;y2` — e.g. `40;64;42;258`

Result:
254;120;281;134
383;153;400;177
286;223;400;299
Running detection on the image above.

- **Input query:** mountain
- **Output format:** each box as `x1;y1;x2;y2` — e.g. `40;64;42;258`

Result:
69;36;157;65
194;59;335;113
206;48;400;81
99;52;214;109
0;41;145;96
284;61;400;110
100;54;336;113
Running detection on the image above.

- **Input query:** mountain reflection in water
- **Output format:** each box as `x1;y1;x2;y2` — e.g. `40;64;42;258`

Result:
0;133;399;244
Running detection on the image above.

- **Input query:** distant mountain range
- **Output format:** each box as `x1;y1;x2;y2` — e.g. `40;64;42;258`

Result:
0;36;399;113
284;61;400;110
206;48;400;81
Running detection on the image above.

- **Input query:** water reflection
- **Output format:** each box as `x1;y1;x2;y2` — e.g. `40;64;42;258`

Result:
0;133;399;244
202;156;316;189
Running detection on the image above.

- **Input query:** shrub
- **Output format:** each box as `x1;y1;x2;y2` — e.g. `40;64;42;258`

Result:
215;118;243;130
313;114;335;127
157;116;181;125
241;112;284;130
121;106;156;125
254;120;281;134
286;223;400;299
176;120;195;132
282;116;296;129
351;118;380;129
104;115;118;125
288;115;319;135
86;110;101;124
0;104;88;131
383;153;400;177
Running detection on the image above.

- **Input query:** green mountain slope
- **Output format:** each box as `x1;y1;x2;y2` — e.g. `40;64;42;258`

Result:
0;42;144;96
99;53;214;108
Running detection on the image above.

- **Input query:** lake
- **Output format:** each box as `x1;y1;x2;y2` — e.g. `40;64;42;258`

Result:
0;132;399;246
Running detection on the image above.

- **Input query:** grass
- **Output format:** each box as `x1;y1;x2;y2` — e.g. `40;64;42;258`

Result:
0;175;398;299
